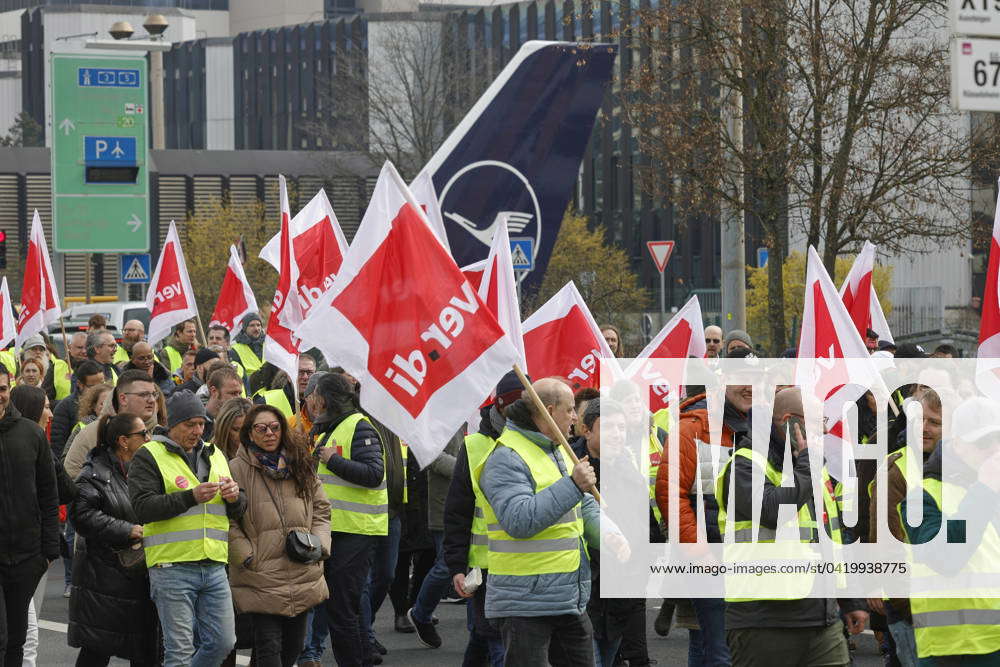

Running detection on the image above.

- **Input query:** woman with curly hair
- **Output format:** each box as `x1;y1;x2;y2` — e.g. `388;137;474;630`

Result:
227;405;330;666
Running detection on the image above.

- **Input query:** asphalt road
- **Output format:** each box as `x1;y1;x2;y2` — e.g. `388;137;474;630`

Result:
34;562;884;665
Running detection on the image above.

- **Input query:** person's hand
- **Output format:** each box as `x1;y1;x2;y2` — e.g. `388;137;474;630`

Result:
219;476;240;503
192;482;220;503
129;524;144;540
452;573;474;599
572;456;596;492
604;532;631;563
316;446;337;465
844;610;869;635
866;597;885;615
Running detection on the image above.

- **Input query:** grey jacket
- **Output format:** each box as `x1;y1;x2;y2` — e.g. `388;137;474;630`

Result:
479;422;601;619
426;429;461;531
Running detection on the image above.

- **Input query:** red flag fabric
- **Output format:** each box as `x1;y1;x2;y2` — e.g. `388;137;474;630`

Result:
298;162;518;466
796;246;882;474
838;241;893;344
977;178;1000;397
521;282;616;391
0;277;16;350
16;210;61;346
260;188;348;315
626;295;706;410
264;175;301;385
145;220;198;347
209;245;259;333
461;259;488;292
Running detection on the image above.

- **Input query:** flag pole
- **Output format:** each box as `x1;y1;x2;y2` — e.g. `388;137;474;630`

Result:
512;363;601;503
58;315;71;366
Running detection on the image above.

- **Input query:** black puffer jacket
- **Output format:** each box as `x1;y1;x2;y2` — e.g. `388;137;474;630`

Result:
312;411;385;490
68;446;157;662
0;405;60;566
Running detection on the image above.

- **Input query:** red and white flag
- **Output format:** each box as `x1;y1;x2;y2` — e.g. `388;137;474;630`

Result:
626;295;706;410
263;175;302;385
260;188;348;314
16;210;61;346
461;259;488;292
0;277;16;350
209;245;259;333
298;162;517;465
522;282;617;391
838;241;893;345
478;217;527;368
978;178;1000;398
145;220;198;347
410;171;450;253
796;246;883;475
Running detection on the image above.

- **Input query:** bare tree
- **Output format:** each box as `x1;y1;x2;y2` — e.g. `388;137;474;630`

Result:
306;16;487;179
626;0;1000;351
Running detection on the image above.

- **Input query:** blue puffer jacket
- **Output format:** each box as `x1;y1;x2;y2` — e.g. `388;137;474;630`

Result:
479;419;601;619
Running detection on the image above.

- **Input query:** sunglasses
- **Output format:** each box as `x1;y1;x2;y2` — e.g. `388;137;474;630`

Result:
252;422;281;435
127;429;149;439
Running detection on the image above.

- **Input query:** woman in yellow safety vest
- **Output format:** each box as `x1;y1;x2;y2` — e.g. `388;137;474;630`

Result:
310;372;387;666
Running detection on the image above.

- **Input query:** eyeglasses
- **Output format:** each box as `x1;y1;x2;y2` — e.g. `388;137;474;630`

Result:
706;338;721;344
124;391;159;401
127;429;149;439
252;422;281;434
298;369;316;377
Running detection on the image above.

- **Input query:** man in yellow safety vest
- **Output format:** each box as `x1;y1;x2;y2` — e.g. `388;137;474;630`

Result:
477;377;625;665
127;390;246;667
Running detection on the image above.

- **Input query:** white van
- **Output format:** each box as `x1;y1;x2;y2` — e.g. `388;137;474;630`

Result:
60;301;151;333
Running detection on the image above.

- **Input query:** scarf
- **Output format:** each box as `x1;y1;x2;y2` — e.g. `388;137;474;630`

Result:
249;444;290;479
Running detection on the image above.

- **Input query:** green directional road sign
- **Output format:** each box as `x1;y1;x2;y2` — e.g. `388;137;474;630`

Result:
50;53;149;252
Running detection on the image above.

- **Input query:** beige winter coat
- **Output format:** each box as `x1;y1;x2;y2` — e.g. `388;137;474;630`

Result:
228;445;331;617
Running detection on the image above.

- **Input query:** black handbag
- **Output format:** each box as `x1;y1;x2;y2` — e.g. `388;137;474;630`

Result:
284;530;323;564
259;473;323;564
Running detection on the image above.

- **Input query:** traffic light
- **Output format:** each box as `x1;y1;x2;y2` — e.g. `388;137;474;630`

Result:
0;230;7;269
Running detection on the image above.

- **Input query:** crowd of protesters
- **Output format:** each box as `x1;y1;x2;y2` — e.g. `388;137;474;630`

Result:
0;311;995;667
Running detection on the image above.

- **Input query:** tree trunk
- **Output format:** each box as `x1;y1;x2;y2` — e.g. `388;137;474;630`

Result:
766;233;786;354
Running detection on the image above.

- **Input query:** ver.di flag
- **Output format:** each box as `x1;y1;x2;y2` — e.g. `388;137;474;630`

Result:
838;241;893;345
626;295;706;410
298;162;518;466
209;244;259;333
978;177;1000;398
263;175;302;388
145;220;198;347
260;188;349;315
0;277;16;349
521;281;617;391
16;210;61;346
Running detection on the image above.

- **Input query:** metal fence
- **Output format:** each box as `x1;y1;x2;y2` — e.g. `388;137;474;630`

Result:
888;286;943;338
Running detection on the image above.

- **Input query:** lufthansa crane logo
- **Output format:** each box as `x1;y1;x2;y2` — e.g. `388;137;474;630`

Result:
439;160;543;267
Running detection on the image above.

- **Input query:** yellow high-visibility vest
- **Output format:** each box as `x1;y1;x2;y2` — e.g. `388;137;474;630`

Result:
141;440;231;567
316;413;388;536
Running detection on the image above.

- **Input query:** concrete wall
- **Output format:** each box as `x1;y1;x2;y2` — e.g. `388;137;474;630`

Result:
205;39;233;150
228;0;324;35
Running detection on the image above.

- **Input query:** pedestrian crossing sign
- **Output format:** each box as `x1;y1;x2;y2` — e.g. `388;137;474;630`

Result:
120;253;150;284
510;238;534;271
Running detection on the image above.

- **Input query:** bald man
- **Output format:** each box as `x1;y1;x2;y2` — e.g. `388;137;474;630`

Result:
716;387;868;663
124;341;175;396
704;325;723;358
113;320;146;367
478;378;608;664
67;331;88;369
